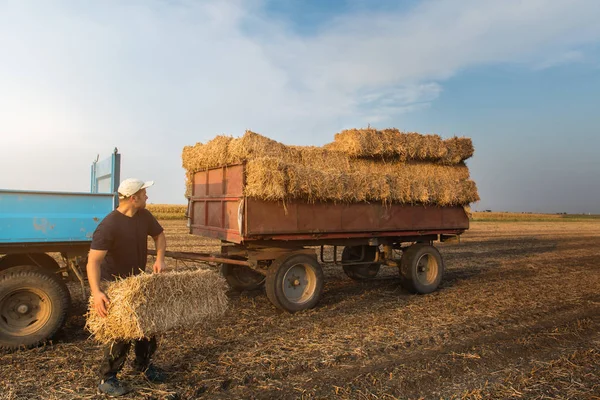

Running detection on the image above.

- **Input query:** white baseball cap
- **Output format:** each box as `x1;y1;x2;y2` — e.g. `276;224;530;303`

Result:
118;178;154;198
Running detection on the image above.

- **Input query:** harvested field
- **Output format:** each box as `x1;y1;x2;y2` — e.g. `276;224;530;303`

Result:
146;204;186;220
471;211;600;222
2;219;600;399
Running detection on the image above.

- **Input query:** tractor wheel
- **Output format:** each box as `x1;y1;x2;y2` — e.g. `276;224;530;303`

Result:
0;265;71;350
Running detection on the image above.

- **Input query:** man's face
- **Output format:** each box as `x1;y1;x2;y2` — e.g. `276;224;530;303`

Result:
131;188;148;209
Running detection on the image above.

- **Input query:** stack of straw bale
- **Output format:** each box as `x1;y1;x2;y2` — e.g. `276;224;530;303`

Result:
86;269;228;343
182;129;479;206
324;128;474;163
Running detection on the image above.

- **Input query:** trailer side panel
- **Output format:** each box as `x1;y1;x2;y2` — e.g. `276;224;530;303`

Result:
0;190;114;243
189;164;469;243
244;199;469;236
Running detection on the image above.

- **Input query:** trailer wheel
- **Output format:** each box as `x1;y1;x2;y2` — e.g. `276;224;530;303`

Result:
341;246;380;280
265;253;324;313
0;265;71;350
221;262;265;292
399;244;444;294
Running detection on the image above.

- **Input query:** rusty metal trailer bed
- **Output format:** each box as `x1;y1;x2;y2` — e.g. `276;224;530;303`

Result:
168;163;469;312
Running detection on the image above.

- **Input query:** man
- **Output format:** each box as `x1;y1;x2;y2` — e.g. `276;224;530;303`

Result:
87;178;167;397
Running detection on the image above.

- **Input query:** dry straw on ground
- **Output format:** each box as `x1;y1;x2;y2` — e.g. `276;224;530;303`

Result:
85;269;228;343
182;129;479;206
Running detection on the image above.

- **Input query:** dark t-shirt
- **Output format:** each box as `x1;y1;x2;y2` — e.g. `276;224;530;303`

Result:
90;209;164;281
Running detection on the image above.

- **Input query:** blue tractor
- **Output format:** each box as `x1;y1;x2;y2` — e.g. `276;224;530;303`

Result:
0;150;120;349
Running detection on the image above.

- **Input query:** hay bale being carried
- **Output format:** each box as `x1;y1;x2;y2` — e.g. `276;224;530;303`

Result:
85;269;228;344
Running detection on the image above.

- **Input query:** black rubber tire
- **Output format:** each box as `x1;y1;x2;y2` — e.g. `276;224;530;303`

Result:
221;263;265;292
0;253;61;273
341;246;381;280
399;244;444;294
0;265;71;350
265;253;324;313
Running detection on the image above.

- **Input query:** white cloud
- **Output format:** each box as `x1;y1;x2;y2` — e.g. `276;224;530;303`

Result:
0;0;599;202
265;0;600;86
534;50;585;70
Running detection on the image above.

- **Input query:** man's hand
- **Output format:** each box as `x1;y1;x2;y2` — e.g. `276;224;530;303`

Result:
93;290;110;318
153;259;166;274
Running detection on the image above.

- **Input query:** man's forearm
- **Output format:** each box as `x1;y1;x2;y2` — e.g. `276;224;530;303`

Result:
154;232;166;261
87;260;103;294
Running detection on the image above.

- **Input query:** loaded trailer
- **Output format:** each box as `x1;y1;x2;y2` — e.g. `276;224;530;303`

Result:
0;150;120;349
163;163;469;313
1;151;469;349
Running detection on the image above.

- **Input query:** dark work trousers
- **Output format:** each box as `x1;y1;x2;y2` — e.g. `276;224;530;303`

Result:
99;337;157;380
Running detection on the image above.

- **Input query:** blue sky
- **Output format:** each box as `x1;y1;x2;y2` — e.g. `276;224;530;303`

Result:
1;0;599;213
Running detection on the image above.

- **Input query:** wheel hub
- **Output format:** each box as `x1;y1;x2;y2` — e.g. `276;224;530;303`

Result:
282;264;317;303
416;254;438;285
0;288;52;336
16;304;30;314
286;273;305;289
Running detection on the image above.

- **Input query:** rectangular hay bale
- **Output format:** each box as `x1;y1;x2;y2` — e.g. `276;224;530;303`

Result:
243;157;479;206
325;128;474;163
86;269;228;344
182;129;480;206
